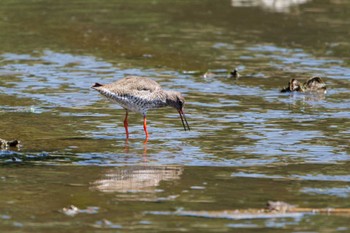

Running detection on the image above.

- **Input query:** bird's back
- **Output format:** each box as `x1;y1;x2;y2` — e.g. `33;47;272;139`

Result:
92;76;167;114
104;76;161;93
303;77;326;92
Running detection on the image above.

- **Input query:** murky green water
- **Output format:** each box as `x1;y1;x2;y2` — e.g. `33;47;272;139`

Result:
1;0;350;232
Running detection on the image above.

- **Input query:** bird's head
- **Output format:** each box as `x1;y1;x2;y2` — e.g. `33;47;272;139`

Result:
165;91;190;131
289;79;302;92
166;91;185;110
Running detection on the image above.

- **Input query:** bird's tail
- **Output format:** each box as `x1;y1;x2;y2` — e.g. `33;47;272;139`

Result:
91;83;103;89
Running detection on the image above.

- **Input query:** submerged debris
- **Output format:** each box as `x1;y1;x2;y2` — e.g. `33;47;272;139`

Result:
267;201;350;215
146;201;350;220
92;219;122;229
0;138;20;149
62;205;80;216
203;68;240;79
281;76;326;93
266;201;296;213
61;205;99;217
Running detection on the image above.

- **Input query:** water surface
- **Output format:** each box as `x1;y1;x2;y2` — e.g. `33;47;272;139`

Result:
1;0;350;232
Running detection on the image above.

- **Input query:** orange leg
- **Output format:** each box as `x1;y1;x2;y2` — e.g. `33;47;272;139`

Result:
143;115;149;143
124;111;129;139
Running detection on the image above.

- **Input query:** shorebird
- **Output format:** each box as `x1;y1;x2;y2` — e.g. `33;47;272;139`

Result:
92;76;190;141
281;77;326;93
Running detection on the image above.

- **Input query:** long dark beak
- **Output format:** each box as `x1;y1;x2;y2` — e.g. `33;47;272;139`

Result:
178;109;190;131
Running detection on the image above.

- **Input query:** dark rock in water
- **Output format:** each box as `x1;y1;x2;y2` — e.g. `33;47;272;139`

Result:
0;138;20;149
7;140;19;147
229;68;240;78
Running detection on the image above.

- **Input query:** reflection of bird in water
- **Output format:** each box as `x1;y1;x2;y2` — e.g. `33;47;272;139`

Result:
231;0;311;13
281;77;327;94
92;76;190;142
92;166;183;193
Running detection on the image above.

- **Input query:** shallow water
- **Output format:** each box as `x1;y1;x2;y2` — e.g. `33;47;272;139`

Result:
1;0;350;232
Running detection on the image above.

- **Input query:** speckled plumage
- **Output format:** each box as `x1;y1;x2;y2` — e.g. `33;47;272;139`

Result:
93;76;167;115
92;76;190;140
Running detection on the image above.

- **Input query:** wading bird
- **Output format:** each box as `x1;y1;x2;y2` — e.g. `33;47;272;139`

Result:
92;76;190;142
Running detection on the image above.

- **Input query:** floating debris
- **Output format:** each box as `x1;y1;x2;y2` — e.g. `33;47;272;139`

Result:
203;68;240;79
267;201;295;212
281;76;326;93
145;201;350;220
190;186;206;190
11;157;22;162
203;71;216;79
61;205;99;217
62;205;80;217
146;209;303;220
181;70;202;75
92;219;122;229
267;201;350;215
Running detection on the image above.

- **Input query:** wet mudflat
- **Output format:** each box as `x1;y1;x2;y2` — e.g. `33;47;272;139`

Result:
1;0;350;232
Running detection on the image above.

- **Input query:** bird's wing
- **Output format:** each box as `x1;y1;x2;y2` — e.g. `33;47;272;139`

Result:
106;76;161;94
303;77;326;90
